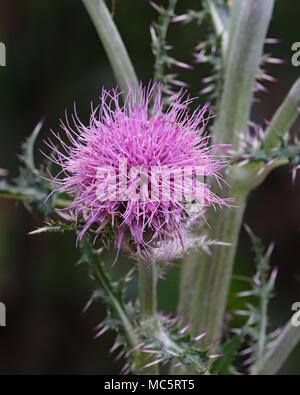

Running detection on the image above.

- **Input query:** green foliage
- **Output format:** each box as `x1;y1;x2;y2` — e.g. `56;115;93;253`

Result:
235;225;279;373
28;220;80;235
0;121;64;214
78;237;213;374
211;330;245;375
233;125;300;175
151;0;189;100
171;0;229;101
139;317;212;374
79;236;137;371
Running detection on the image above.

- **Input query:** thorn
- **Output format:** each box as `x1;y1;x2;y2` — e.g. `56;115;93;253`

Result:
114;350;125;361
140;349;159;354
128;342;144;353
194;332;208;341
239;347;252;356
201;76;215;84
265;38;280;44
109;343;121;354
93;326;108;340
266;56;285;64
172;362;182;368
270;266;278;281
209;353;224;359
164;348;178;357
141;358;163;370
149;25;157;42
174;60;193;70
94;321;104;331
142;344;154;349
149;1;163;13
82;298;93;315
242;356;254;366
180;323;192;334
120;363;129;375
230;328;242;334
171;14;189;23
270;327;282;338
232;310;251;316
235;291;253;297
199;85;214;95
253;273;261;286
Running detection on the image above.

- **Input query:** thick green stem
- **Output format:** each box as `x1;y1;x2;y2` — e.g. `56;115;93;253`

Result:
138;260;159;374
214;0;274;145
178;159;275;356
185;186;247;344
257;321;300;375
172;183;247;376
139;260;157;320
264;78;300;155
82;0;138;96
178;1;275;360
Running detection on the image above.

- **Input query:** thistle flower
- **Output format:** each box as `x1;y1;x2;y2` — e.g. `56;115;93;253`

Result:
46;83;231;262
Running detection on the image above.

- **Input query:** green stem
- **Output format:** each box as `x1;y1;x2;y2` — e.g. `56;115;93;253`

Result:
0;192;71;209
138;259;159;374
82;239;132;335
207;0;229;59
82;237;161;374
82;0;138;97
257;321;300;375
0;192;28;201
177;2;275;360
138;260;157;320
264;78;300;155
255;293;268;373
186;184;248;344
213;0;274;145
178;160;270;353
153;0;178;83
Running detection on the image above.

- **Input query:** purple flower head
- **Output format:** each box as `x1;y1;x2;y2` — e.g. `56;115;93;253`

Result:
46;83;231;262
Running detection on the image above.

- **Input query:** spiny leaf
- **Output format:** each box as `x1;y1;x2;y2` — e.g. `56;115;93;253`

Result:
211;330;246;374
21;119;44;173
28;221;78;235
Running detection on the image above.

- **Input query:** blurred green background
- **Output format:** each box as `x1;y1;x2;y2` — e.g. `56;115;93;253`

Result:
0;0;299;374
